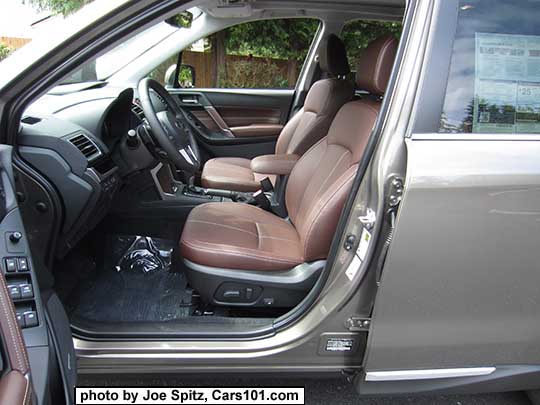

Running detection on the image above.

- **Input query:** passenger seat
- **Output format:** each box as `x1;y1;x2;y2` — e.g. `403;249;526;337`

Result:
200;34;355;192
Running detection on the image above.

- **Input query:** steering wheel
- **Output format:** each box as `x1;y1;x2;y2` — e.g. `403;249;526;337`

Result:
138;78;201;172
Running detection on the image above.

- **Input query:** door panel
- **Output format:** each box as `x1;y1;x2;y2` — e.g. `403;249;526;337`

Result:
169;88;294;160
0;147;77;404
360;137;540;392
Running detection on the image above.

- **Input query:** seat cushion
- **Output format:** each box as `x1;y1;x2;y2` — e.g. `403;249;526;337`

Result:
180;202;304;271
201;157;269;192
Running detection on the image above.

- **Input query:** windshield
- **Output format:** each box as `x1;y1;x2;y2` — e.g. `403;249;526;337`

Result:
60;22;179;84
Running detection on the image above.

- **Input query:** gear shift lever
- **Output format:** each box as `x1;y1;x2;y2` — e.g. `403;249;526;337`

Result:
186;175;203;195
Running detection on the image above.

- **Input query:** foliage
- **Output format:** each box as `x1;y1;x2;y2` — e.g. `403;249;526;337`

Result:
0;44;12;62
166;11;194;29
205;18;401;87
225;19;320;61
219;59;288;89
25;0;91;15
178;65;195;87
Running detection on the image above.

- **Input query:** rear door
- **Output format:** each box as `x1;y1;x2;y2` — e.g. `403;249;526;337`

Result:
359;0;540;394
151;18;321;161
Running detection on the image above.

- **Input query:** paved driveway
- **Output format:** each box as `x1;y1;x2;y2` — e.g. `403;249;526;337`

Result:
79;375;532;405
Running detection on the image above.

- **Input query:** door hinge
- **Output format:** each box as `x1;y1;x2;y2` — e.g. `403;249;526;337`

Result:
345;317;371;332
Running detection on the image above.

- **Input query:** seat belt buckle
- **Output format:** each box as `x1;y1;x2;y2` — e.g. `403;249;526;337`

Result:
260;177;274;193
251;190;272;211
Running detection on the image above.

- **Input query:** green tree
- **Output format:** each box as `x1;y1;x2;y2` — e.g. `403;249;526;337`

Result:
225;19;319;85
26;0;92;15
206;19;319;87
207;19;401;87
0;44;12;62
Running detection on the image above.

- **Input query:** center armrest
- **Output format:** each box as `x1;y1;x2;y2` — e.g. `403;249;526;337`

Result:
251;154;300;175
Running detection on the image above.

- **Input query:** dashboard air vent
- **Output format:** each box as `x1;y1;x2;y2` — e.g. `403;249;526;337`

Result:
132;100;145;120
67;133;101;162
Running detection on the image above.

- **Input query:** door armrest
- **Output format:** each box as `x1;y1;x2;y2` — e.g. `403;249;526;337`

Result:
230;124;283;138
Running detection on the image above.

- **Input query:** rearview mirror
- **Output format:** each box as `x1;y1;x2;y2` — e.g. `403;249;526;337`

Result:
165;11;193;29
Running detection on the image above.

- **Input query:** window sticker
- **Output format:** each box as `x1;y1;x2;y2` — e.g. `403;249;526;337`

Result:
474;33;540;133
345;255;362;281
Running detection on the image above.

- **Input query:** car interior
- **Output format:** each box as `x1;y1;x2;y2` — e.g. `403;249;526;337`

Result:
12;1;403;340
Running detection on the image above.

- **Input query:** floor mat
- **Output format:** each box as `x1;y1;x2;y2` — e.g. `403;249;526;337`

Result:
70;236;193;323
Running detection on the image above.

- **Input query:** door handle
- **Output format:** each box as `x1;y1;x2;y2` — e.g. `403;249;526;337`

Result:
181;97;198;104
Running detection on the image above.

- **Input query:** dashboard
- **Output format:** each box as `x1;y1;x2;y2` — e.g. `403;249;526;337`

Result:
18;85;151;256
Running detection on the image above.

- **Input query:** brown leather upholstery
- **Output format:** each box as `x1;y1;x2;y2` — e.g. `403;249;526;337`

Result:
250;154;299;176
201;157;273;192
356;35;399;95
182;35;397;272
0;372;31;405
286;100;380;261
0;272;32;405
274;78;354;156
230;124;283;138
201;35;354;192
181;202;303;271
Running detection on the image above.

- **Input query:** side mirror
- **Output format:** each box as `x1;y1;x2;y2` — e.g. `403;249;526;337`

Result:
164;64;196;88
164;64;177;88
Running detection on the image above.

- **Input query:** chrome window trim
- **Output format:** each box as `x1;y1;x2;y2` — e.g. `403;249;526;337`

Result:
365;367;496;382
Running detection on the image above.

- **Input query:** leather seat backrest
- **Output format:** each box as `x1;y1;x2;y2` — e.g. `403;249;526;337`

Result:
285;35;399;261
275;34;354;156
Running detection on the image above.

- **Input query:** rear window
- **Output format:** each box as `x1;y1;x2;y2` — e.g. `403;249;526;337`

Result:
440;0;540;134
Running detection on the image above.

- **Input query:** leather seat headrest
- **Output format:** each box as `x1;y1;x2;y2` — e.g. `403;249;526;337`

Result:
318;34;350;77
356;35;398;96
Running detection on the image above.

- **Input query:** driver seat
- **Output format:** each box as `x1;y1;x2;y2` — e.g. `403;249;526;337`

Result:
200;34;354;192
180;35;398;307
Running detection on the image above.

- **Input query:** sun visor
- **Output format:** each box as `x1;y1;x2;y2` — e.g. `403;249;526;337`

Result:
205;1;255;18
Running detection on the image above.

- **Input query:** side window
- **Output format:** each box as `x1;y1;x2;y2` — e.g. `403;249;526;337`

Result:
340;20;402;76
152;18;320;89
440;0;540;134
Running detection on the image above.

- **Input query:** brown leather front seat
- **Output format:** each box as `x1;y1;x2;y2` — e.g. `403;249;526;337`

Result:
181;35;398;306
201;34;354;192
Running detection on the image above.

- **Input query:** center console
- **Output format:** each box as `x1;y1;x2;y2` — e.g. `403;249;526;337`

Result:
150;162;256;204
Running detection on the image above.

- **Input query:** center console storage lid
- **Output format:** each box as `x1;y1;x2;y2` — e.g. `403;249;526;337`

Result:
250;154;300;175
